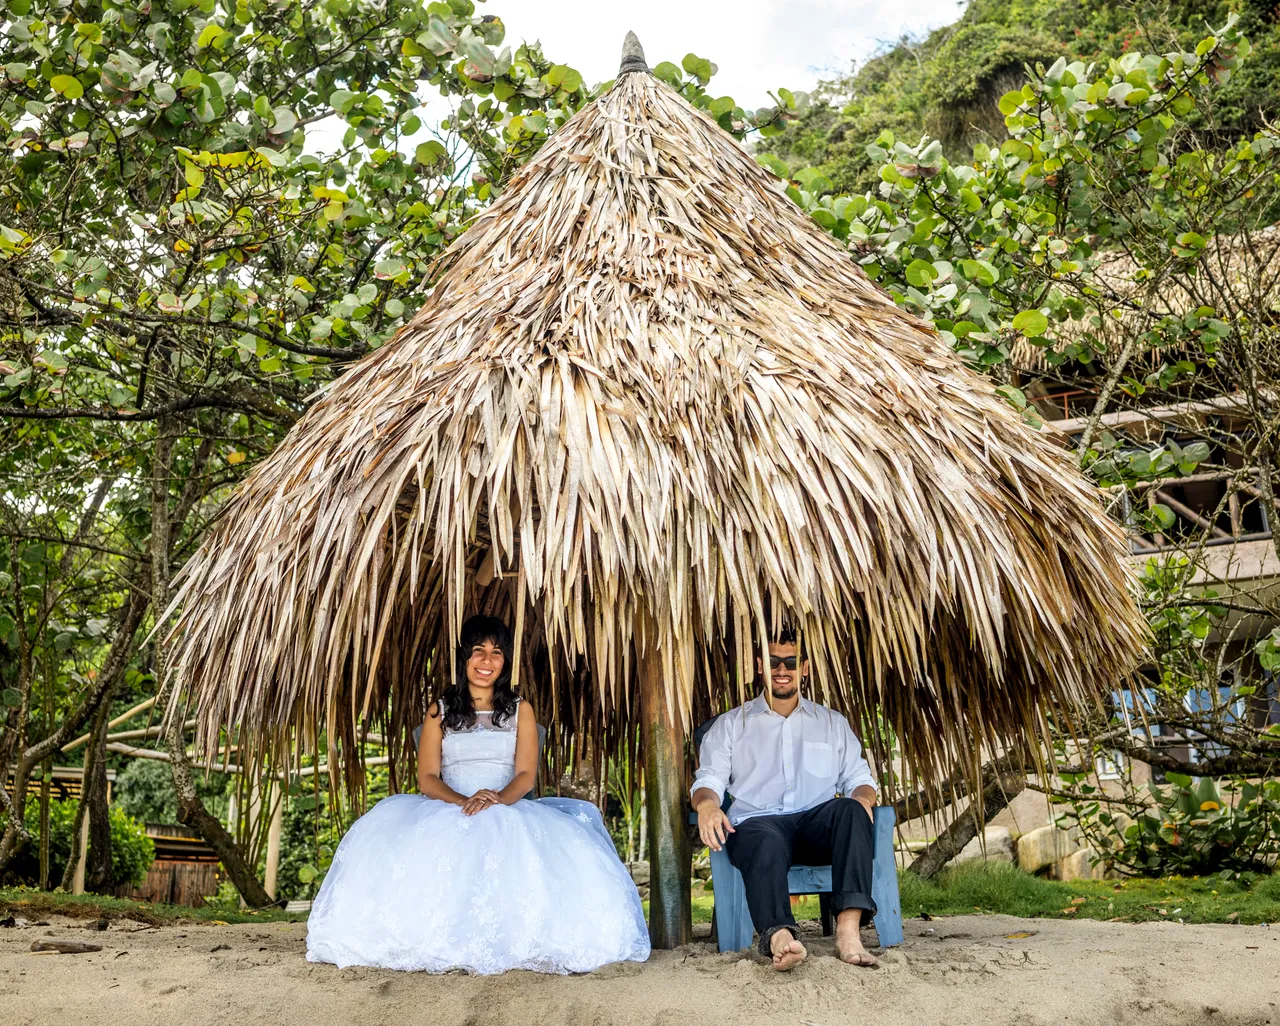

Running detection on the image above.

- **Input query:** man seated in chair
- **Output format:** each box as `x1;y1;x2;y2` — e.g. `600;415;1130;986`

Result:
691;628;879;971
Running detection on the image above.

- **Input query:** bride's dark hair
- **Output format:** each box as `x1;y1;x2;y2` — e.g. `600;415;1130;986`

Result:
433;614;520;733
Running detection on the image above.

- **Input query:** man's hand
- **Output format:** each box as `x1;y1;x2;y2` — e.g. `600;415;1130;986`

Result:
696;799;735;851
851;785;877;823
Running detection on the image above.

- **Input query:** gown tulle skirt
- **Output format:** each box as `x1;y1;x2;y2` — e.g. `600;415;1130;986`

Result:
305;793;651;974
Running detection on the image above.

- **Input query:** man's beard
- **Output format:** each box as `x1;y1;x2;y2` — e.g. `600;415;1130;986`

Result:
770;680;798;699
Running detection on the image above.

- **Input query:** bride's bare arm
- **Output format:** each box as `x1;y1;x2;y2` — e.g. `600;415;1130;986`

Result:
495;702;538;805
417;702;467;804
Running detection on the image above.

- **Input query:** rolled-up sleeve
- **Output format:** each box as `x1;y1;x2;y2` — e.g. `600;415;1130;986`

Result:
834;713;878;795
691;715;734;804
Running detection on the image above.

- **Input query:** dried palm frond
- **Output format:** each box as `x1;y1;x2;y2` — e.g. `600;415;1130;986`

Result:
165;47;1148;803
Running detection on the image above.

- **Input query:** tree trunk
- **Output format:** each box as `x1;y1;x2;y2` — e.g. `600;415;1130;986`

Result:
149;413;276;908
1075;330;1142;456
907;762;1026;880
38;676;53;890
84;688;115;893
0;538;34;869
60;697;110;892
638;636;691;949
37;762;51;889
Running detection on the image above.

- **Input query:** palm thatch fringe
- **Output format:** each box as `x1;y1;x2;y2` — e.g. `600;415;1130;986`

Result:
164;63;1148;805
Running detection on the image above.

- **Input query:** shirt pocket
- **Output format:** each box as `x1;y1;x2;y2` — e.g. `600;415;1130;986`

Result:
802;741;833;778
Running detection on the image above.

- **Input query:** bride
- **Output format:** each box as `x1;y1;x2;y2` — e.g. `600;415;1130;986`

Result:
306;615;651;974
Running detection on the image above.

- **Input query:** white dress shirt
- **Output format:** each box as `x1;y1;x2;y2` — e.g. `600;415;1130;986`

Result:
691;694;878;826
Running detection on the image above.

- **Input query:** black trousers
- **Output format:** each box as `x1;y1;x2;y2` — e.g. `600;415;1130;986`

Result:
725;797;876;953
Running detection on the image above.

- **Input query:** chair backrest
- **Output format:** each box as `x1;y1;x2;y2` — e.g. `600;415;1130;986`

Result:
692;714;733;814
692;713;722;754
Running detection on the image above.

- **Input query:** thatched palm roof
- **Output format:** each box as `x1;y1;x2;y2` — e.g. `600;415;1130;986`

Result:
165;40;1147;797
1012;226;1280;374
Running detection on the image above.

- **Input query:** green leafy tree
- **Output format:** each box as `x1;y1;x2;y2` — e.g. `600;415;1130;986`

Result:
114;756;229;824
767;0;1280;193
0;0;604;898
0;0;805;899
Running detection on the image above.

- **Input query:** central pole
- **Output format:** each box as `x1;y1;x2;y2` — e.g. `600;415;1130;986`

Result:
638;628;691;948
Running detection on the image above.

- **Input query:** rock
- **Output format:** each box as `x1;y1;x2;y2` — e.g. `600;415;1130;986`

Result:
954;826;1015;865
628;861;650;886
1053;846;1106;881
1016;825;1080;873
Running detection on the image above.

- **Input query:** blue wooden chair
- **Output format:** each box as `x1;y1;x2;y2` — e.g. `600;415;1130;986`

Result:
690;716;904;953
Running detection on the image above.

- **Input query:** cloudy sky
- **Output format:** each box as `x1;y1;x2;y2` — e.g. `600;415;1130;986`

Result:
496;0;967;106
309;1;966;153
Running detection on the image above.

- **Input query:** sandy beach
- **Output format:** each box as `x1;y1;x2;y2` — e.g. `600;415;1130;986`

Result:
3;913;1276;1026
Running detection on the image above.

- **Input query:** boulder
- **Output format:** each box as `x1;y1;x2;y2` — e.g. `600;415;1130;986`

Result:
953;825;1015;866
628;861;650;886
1016;825;1080;873
1053;846;1107;881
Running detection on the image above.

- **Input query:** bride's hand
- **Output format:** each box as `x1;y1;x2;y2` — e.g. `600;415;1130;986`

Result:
461;789;503;815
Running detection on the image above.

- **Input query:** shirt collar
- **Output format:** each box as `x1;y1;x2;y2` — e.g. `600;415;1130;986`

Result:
748;693;817;717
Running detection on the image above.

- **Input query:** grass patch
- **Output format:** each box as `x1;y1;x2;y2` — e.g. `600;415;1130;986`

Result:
666;865;1280;927
17;864;1276;931
644;892;829;925
899;862;1280;925
0;887;305;926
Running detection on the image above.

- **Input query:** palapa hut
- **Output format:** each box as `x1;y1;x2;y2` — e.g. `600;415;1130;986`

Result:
165;36;1147;945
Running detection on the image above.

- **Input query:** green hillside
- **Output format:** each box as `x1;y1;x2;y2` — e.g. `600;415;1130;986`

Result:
769;0;1280;191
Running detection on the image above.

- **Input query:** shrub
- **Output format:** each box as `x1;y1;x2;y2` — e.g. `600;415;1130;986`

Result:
10;797;155;888
1063;775;1280;877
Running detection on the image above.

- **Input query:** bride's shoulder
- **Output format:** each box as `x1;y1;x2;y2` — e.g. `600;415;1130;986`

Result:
420;699;445;732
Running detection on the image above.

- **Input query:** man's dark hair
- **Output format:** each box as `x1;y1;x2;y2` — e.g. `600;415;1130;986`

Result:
772;625;805;657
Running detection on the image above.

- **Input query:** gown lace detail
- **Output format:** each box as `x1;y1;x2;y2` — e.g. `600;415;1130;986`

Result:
306;704;650;974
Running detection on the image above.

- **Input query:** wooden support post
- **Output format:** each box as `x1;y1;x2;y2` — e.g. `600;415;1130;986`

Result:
264;783;283;901
638;638;691;949
71;807;88;895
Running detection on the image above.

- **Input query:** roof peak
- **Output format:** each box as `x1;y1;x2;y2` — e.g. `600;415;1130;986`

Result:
618;31;649;77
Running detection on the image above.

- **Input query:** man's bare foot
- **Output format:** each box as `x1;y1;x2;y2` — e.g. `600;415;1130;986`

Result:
768;928;807;971
835;911;880;968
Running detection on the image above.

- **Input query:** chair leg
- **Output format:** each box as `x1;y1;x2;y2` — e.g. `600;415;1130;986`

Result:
871;805;905;947
819;892;834;936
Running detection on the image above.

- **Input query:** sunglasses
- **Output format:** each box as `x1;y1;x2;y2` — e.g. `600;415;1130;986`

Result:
768;656;799;670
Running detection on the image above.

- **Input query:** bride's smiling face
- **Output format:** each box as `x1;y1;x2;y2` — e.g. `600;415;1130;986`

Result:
466;641;505;691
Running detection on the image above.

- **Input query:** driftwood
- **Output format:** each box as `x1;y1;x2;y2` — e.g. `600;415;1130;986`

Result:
30;938;103;954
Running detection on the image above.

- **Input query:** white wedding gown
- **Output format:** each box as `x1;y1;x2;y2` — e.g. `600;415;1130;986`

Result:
306;707;651;974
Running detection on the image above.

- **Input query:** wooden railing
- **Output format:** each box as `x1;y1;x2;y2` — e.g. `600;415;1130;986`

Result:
1105;469;1273;553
